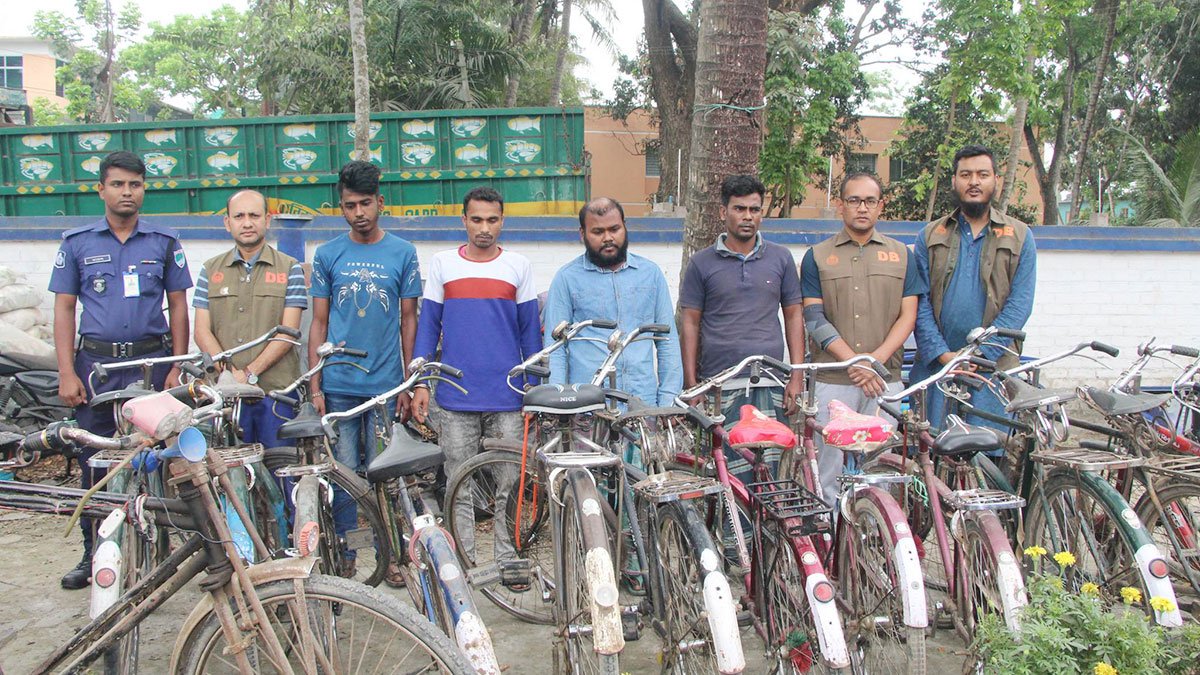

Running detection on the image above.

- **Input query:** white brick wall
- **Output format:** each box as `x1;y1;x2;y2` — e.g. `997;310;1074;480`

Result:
7;236;1197;389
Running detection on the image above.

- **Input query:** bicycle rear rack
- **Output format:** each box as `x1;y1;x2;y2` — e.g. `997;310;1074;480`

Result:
274;462;334;478
631;470;723;504
1031;447;1146;471
1145;454;1200;480
216;443;264;468
747;479;831;537
945;488;1025;512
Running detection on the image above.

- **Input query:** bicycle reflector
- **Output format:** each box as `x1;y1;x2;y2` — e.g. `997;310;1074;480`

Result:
1149;558;1170;578
95;567;117;588
812;580;836;603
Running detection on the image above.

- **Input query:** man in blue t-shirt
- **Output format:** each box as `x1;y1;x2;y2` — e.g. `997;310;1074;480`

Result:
309;161;421;574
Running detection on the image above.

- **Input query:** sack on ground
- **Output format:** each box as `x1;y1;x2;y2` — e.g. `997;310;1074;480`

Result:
0;285;42;314
0;307;45;332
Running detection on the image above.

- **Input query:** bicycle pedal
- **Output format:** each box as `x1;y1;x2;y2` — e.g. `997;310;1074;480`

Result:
736;610;753;628
499;559;532;590
622;606;641;641
343;527;374;551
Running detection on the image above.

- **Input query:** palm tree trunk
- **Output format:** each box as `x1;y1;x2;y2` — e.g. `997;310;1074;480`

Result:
1067;0;1119;224
503;0;539;106
549;0;574;105
998;46;1036;214
924;85;957;222
348;0;371;160
679;0;769;274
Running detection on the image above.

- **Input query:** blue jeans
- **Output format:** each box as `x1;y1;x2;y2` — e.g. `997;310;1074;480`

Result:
324;392;396;557
238;398;295;449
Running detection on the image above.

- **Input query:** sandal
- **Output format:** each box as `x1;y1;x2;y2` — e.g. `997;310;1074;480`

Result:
383;561;406;588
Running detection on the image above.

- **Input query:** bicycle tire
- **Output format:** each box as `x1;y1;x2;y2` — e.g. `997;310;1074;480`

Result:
174;573;472;675
956;511;1027;637
653;500;744;673
443;448;555;624
1025;469;1149;601
836;495;926;675
1134;478;1200;606
262;446;390;587
556;469;622;675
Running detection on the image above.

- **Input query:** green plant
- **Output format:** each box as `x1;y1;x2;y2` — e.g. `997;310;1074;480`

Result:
974;550;1200;674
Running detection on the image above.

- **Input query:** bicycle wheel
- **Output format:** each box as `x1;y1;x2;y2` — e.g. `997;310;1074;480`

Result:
443;448;554;624
1025;469;1146;598
262;446;390;587
557;470;622;675
653;500;743;673
956;511;1026;637
175;573;472;674
1135;479;1200;606
836;496;926;675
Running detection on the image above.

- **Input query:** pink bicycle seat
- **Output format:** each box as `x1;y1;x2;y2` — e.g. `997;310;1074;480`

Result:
728;405;796;450
821;400;894;452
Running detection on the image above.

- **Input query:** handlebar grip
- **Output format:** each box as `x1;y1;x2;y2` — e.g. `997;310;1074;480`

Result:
438;364;464;379
763;356;792;373
1090;341;1120;357
871;361;891;380
877;400;905;422
275;325;302;339
604;388;631;403
524;364;551;380
638;323;671;335
20;422;72;454
342;348;368;358
996;328;1027;341
952;373;984;390
684;405;719;432
269;391;300;408
179;362;204;379
1172;345;1200;358
969;356;997;371
200;353;216;373
748;361;761;385
93;363;110;383
591;319;618;330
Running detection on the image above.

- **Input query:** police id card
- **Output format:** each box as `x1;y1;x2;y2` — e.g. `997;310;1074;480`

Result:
123;273;140;297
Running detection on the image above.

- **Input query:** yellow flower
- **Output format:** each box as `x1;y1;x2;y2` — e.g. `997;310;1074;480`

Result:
1081;582;1100;595
1054;551;1077;567
1120;587;1142;605
1047;576;1063;590
1150;596;1177;613
1024;545;1048;558
1094;663;1118;675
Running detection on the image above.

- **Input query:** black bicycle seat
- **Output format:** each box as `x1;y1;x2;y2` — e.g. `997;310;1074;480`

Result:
1002;377;1076;413
366;424;444;482
1083;386;1171;416
522;383;606;415
90;383;154;408
932;425;1002;457
213;382;265;401
277;404;325;440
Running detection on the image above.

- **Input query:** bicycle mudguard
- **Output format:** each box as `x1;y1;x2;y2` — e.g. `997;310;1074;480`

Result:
168;555;318;673
1072;470;1183;627
792;536;851;669
954;510;1028;633
848;486;929;629
669;502;745;674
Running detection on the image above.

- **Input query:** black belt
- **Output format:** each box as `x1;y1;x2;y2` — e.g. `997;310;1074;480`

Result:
80;335;170;359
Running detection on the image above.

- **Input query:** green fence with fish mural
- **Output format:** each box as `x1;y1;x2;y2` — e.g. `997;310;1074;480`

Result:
0;107;588;217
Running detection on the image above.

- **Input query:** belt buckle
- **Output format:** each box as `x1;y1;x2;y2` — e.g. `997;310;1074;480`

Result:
116;342;132;359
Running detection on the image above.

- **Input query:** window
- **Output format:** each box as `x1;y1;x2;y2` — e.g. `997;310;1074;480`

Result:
848;153;878;175
0;56;22;90
889;156;909;182
645;145;660;177
55;59;67;97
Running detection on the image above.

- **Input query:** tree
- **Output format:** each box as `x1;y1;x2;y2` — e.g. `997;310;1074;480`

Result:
348;0;371;160
680;0;770;271
1065;0;1121;224
640;0;698;207
1120;127;1200;227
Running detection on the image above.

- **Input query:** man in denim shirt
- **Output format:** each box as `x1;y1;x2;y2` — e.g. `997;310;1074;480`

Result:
544;198;682;418
912;145;1037;433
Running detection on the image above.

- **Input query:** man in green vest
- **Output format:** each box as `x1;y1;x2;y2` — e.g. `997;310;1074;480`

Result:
799;173;925;504
193;189;308;447
912;145;1037;433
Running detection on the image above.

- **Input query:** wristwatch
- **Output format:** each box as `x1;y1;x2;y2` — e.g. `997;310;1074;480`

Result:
245;368;259;385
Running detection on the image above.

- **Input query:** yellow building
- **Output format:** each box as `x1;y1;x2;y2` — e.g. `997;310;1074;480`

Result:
0;37;70;125
584;107;1043;220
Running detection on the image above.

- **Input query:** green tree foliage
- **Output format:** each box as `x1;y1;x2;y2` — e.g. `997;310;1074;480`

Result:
758;7;865;216
1119;127;1200;227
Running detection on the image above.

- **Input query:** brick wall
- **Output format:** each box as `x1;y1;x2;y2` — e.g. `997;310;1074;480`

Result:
6;233;1196;389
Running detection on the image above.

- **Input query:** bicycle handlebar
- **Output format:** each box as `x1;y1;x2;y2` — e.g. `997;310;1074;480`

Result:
677;353;890;404
321;359;465;439
93;325;300;382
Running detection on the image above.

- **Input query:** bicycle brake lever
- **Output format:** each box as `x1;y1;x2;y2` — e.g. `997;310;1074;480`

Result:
420;375;468;396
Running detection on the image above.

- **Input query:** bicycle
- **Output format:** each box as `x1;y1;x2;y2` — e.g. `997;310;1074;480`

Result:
0;383;472;674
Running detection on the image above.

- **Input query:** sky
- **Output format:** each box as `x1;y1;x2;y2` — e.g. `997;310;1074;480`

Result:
2;0;921;111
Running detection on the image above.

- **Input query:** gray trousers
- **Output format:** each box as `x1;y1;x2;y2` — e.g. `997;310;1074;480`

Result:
814;380;904;506
440;408;524;561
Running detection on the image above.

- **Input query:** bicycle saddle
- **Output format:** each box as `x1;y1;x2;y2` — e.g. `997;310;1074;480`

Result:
1082;386;1170;416
523;383;606;415
366;423;444;482
1001;377;1076;413
277;403;325;440
821;400;894;452
932;423;1001;457
728;405;795;450
213;382;265;401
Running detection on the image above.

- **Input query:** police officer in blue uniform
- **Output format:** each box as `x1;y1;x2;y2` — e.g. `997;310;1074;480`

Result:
48;151;193;589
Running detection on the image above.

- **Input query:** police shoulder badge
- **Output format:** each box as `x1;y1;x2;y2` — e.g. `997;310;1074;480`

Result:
54;250;66;269
174;248;186;268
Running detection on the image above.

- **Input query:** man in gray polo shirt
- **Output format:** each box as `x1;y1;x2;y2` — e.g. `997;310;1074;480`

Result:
680;174;805;476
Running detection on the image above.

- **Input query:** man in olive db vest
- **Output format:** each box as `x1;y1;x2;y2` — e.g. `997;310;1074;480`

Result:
800;173;925;504
193;189;308;447
912;145;1037;435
